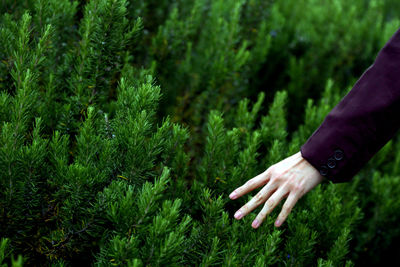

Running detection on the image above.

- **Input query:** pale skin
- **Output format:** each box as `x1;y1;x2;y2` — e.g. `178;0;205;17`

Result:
229;151;326;228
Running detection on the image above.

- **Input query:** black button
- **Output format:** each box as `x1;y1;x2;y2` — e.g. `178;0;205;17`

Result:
334;149;344;160
327;157;336;168
320;165;329;176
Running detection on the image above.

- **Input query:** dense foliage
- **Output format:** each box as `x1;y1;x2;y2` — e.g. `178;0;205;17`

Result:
1;0;400;266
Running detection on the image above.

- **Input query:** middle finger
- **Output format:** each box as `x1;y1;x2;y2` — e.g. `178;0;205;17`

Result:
234;180;278;220
254;185;290;225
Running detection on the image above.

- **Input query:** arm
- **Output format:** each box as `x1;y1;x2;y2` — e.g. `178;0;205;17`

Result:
229;28;400;229
301;27;400;183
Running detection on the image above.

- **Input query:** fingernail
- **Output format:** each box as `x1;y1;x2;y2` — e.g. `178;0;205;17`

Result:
275;219;280;227
252;219;259;228
234;210;243;219
229;191;237;199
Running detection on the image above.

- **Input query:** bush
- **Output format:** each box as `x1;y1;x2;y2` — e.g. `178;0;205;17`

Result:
0;0;400;266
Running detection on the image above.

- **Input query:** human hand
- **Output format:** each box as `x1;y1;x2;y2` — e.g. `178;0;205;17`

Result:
229;151;326;228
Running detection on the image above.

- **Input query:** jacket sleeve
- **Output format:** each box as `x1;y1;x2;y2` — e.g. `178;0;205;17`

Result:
300;27;400;183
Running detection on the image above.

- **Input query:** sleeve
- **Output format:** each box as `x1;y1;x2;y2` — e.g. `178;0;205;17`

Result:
300;27;400;183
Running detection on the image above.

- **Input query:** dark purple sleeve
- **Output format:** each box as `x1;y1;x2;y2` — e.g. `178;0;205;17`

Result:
300;27;400;183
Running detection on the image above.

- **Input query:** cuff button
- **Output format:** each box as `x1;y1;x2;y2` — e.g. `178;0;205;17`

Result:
327;157;336;168
334;149;344;160
320;165;329;176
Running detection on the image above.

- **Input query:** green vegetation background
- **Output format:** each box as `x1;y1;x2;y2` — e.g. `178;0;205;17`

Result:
1;0;400;266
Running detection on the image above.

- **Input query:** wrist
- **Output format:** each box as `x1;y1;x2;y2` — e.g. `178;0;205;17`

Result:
298;151;328;184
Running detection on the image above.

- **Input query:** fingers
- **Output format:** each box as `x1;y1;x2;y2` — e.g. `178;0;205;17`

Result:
229;168;271;200
233;180;279;220
250;185;290;228
273;191;301;227
229;151;319;229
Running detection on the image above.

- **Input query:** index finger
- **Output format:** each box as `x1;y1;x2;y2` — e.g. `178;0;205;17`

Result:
229;168;271;200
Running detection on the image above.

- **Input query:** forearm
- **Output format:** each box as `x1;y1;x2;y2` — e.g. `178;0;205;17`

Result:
301;27;400;183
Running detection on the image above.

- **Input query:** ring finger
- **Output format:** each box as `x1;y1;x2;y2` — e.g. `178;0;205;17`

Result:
251;185;290;228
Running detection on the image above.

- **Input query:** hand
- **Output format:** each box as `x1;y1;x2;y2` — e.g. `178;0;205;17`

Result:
228;151;326;228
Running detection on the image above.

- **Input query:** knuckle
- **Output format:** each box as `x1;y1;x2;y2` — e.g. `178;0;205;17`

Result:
292;183;305;194
253;193;263;204
271;169;279;179
269;175;278;183
245;178;255;188
277;214;286;223
257;212;266;220
272;174;283;184
282;206;291;215
266;165;275;175
240;205;248;213
266;199;275;209
292;184;303;192
233;188;241;196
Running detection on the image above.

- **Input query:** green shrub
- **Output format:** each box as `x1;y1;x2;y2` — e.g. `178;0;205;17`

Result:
1;0;400;266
